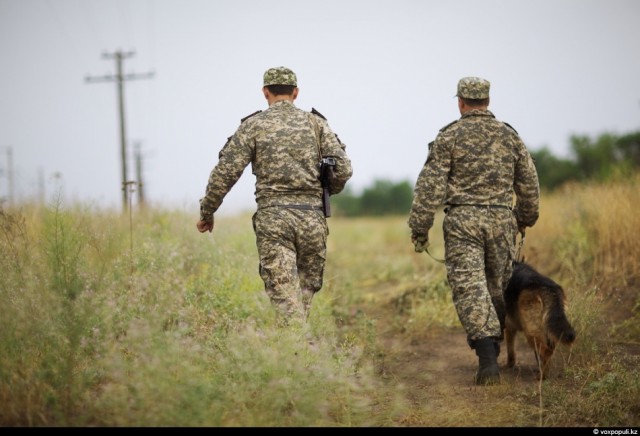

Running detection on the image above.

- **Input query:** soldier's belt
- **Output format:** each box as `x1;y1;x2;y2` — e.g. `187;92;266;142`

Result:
444;204;512;213
266;204;324;212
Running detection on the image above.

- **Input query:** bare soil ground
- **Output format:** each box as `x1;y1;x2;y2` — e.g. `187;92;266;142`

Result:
353;286;577;427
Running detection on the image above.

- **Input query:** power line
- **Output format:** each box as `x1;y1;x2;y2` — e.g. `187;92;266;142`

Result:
85;50;154;212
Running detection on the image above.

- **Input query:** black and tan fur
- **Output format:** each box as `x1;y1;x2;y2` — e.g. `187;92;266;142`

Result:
504;261;576;379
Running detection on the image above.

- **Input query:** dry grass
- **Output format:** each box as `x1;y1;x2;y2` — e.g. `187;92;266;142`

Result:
0;174;638;426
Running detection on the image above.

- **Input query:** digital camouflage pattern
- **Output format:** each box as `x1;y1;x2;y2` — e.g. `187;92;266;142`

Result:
456;76;491;99
200;99;352;325
408;108;539;344
263;66;298;87
253;207;327;324
200;100;351;217
445;205;515;342
408;109;539;234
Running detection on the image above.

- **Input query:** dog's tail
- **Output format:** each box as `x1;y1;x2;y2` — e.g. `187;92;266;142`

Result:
546;289;576;345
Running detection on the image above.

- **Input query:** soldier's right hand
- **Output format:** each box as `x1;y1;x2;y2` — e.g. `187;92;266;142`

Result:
196;219;214;233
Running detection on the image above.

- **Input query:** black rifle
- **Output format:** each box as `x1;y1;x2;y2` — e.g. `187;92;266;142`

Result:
319;157;336;217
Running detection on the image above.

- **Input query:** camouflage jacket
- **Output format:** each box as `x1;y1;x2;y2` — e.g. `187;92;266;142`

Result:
200;100;352;221
408;109;540;234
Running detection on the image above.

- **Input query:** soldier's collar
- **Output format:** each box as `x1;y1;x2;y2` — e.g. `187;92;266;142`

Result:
461;109;494;119
270;99;295;108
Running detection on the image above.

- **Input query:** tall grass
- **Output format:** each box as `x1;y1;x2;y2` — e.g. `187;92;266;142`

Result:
1;174;639;426
328;175;640;426
0;204;383;426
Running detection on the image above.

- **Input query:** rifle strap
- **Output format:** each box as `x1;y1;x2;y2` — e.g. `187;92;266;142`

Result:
307;112;322;162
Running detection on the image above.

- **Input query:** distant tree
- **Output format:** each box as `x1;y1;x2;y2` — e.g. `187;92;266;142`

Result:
331;186;361;217
616;131;640;167
332;179;413;217
360;179;412;216
570;133;617;180
530;147;580;190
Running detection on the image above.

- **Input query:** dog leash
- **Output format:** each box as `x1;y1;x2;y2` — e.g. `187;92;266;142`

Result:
515;230;526;262
426;246;445;264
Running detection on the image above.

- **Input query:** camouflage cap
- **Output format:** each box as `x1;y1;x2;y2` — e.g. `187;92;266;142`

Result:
456;76;490;99
263;66;298;87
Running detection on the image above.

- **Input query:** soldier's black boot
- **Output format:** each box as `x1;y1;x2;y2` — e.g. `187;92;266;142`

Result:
474;337;500;385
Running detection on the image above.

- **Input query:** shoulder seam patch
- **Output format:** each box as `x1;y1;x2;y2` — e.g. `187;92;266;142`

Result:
503;122;518;134
440;119;458;132
311;107;327;120
241;110;262;123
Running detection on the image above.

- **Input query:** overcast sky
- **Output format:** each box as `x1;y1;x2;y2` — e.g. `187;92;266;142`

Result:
1;0;639;216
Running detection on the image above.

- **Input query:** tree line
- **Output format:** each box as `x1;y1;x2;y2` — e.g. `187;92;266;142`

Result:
332;130;640;217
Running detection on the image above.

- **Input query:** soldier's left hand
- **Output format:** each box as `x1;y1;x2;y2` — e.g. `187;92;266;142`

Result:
411;232;429;253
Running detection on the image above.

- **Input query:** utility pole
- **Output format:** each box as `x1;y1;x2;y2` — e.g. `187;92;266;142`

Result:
85;50;154;211
133;141;146;208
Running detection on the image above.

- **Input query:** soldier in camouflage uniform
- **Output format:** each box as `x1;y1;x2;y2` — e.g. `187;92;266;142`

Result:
408;77;540;385
197;66;353;328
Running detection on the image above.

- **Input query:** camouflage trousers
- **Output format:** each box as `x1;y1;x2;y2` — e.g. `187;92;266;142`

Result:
443;205;518;347
253;206;328;327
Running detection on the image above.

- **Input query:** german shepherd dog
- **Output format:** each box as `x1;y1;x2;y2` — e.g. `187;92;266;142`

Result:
504;261;576;379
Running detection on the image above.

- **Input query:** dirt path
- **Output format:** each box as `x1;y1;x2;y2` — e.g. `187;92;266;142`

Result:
358;287;550;427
